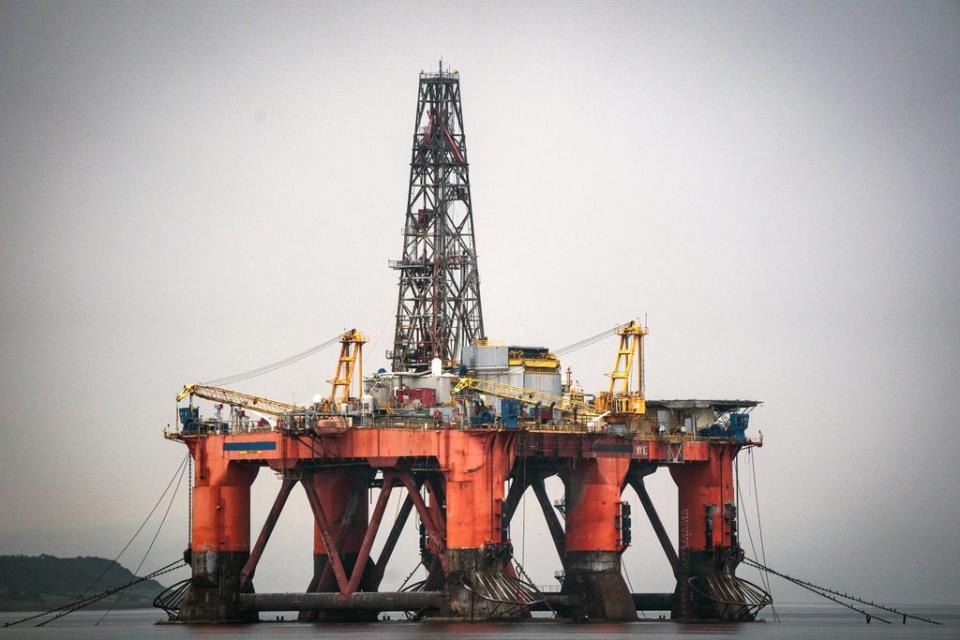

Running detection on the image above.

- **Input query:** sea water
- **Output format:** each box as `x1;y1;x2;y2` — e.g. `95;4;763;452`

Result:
1;605;958;639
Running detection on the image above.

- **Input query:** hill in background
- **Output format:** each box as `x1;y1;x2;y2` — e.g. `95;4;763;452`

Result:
0;554;166;611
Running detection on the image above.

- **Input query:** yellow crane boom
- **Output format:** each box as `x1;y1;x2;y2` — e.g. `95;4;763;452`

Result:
176;384;298;417
452;377;600;416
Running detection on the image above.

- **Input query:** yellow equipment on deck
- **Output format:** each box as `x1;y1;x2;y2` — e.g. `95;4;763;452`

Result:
595;320;648;415
452;377;600;417
328;329;367;404
176;384;298;417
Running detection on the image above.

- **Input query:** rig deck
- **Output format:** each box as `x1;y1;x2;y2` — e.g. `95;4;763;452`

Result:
164;423;767;622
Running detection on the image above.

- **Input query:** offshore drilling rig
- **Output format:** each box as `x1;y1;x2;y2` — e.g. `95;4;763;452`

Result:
162;64;771;624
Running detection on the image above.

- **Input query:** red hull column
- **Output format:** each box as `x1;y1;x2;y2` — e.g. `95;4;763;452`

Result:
561;455;635;621
300;467;374;621
441;430;516;619
181;437;260;622
670;443;745;620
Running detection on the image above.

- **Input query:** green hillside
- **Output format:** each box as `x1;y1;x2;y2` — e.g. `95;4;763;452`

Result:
0;554;167;611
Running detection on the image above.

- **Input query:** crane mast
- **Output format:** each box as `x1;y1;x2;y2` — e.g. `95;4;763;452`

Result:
328;329;366;404
595;320;648;415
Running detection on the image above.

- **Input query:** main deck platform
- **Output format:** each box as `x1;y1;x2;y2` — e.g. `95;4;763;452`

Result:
164;422;768;623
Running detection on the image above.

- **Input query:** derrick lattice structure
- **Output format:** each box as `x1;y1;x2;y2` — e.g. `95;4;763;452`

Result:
391;64;484;372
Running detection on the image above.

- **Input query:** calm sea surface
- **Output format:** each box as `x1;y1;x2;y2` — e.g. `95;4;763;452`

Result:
1;606;957;639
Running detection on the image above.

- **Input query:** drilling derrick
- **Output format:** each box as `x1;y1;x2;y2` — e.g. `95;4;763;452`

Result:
391;63;484;372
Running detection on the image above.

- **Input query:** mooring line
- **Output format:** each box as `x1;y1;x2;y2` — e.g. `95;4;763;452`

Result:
742;557;941;625
3;560;184;628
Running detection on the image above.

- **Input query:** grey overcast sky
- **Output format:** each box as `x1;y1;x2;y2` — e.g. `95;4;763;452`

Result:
1;1;958;605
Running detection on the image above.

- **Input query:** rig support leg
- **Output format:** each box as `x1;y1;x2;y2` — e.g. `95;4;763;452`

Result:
561;456;636;621
670;443;747;621
180;444;260;623
441;431;517;620
300;467;375;621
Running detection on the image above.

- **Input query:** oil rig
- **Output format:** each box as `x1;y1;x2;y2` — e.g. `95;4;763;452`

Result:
163;64;772;624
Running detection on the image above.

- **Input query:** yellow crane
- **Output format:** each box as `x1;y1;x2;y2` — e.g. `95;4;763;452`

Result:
328;329;367;404
595;320;647;415
452;377;600;417
177;329;367;419
176;384;298;417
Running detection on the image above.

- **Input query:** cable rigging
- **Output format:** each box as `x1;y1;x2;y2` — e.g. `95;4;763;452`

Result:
553;321;631;357
94;458;189;624
741;557;941;626
202;333;344;386
737;449;778;620
3;456;190;628
738;449;939;626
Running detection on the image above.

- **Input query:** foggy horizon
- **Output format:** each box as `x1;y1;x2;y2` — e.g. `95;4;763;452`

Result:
1;1;958;608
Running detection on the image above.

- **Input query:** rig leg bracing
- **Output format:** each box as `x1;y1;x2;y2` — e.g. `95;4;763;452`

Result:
299;467;377;621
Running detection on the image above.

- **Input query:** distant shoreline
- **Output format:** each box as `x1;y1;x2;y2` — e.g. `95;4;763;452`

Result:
0;554;164;612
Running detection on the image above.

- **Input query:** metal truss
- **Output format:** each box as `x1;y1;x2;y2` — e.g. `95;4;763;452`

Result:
391;64;484;372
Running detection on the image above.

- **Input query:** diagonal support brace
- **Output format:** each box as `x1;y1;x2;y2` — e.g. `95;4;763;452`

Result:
628;472;679;577
240;477;297;588
344;474;396;594
531;475;566;567
397;473;447;571
503;469;531;525
302;479;351;593
372;493;415;589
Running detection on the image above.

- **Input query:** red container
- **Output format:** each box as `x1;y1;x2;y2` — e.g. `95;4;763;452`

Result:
396;387;437;408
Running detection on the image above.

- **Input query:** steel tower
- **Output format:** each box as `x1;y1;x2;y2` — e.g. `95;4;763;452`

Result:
390;63;484;372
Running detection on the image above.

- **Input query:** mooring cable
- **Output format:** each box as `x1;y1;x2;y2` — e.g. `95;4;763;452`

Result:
397;560;424;592
82;454;188;598
3;560;184;628
33;560;185;627
749;450;774;595
3;455;189;628
742;561;891;623
94;458;189;625
747;448;778;621
741;557;941;625
736;455;771;606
